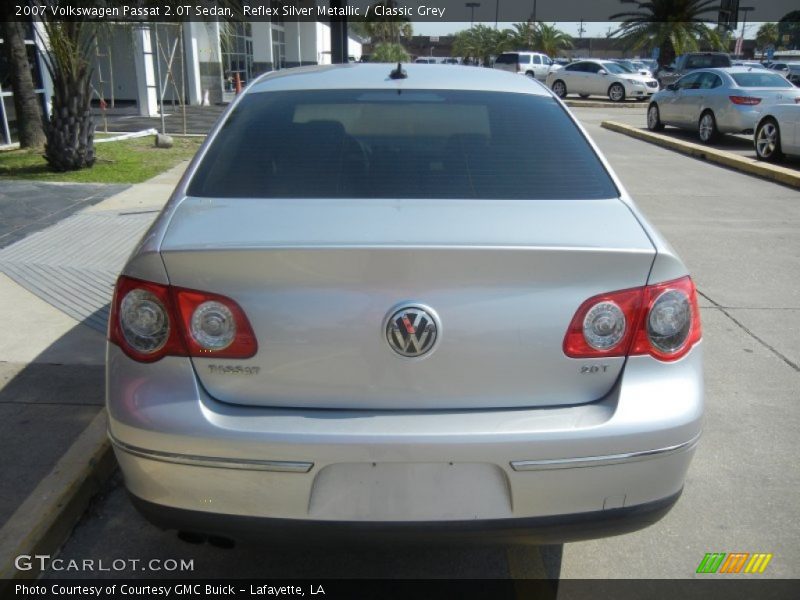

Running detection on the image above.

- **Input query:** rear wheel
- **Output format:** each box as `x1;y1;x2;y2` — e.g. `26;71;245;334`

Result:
552;80;567;98
698;111;719;144
755;118;784;162
647;103;665;131
525;71;535;78
608;83;626;102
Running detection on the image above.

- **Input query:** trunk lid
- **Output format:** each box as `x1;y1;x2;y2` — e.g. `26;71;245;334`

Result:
160;197;655;410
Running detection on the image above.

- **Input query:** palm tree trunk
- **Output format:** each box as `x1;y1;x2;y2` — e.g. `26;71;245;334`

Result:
659;37;676;69
44;68;95;171
0;14;46;148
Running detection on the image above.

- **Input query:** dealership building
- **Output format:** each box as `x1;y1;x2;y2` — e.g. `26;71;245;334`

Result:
0;18;363;146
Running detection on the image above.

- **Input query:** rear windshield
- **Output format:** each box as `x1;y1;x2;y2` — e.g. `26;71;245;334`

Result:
686;55;731;69
187;89;618;200
731;72;793;88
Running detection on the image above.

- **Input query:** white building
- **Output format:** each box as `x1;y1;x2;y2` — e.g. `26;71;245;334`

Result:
90;20;363;117
0;18;362;146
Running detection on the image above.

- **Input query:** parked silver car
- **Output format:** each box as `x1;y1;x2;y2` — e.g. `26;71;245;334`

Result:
546;59;659;102
107;64;703;542
755;102;800;162
647;67;800;143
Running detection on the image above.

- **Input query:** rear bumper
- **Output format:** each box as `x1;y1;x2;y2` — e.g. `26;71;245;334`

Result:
107;343;703;535
718;105;761;133
129;488;683;544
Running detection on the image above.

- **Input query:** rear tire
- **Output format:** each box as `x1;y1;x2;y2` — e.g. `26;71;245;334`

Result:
698;111;719;144
525;71;535;78
552;80;567;98
608;83;626;102
755;118;784;162
647;103;665;131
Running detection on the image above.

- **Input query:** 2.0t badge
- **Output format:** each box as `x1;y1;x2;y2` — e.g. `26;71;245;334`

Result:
385;305;439;358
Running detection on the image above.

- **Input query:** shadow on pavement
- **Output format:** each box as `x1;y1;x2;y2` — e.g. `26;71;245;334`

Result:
0;317;105;526
48;472;565;579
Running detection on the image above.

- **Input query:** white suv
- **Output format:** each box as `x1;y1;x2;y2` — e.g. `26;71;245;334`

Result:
494;51;559;81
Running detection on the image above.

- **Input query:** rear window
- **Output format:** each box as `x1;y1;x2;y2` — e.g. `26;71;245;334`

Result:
730;72;793;88
686;55;731;69
495;54;518;65
187;90;618;200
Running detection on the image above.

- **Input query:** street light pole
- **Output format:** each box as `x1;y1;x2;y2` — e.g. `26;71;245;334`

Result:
466;2;480;27
738;6;754;58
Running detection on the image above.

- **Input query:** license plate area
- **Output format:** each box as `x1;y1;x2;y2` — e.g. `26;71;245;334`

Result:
308;462;511;521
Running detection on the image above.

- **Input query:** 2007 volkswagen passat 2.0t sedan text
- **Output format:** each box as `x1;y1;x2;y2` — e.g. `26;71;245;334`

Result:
107;64;703;543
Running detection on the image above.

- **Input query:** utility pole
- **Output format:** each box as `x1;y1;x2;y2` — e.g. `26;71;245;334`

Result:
578;19;586;39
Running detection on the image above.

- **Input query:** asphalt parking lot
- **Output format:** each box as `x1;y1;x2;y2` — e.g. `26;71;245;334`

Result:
43;106;799;580
576;102;800;169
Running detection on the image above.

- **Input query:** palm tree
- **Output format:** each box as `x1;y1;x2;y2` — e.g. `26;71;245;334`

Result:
609;0;724;68
37;20;97;171
361;1;413;45
777;11;800;50
0;7;45;148
755;23;778;51
535;23;574;57
34;0;242;172
509;22;537;50
453;25;510;66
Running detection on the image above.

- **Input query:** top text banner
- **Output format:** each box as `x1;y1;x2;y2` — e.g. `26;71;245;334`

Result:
9;0;800;23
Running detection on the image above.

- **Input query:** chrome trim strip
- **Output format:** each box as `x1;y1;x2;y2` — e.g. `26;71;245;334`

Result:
510;433;701;472
109;435;313;473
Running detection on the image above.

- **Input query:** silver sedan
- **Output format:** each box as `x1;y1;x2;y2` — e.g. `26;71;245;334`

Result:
107;64;703;543
647;67;800;143
755;103;800;162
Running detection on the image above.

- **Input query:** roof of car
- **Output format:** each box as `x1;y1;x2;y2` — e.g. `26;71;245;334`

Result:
688;66;780;75
247;63;552;96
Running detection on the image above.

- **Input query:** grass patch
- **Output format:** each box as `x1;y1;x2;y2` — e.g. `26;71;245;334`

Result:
0;136;203;184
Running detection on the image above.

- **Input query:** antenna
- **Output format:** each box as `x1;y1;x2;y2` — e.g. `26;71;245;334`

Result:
389;63;408;80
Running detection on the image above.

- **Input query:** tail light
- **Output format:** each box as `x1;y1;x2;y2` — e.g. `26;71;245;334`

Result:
729;96;761;105
563;276;701;362
109;276;257;362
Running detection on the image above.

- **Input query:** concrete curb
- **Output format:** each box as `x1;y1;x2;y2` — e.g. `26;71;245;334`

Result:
601;120;800;190
0;410;115;584
565;100;646;109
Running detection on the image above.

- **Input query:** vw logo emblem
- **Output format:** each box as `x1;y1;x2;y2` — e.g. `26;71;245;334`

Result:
385;305;438;358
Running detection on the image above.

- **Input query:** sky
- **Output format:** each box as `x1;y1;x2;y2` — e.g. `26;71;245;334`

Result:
412;21;763;39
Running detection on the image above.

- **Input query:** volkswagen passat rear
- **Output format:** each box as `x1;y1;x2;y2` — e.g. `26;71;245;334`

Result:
107;64;703;543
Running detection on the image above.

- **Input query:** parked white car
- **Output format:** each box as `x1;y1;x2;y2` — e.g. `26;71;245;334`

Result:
613;59;653;79
493;51;560;81
546;60;659;102
755;103;800;162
